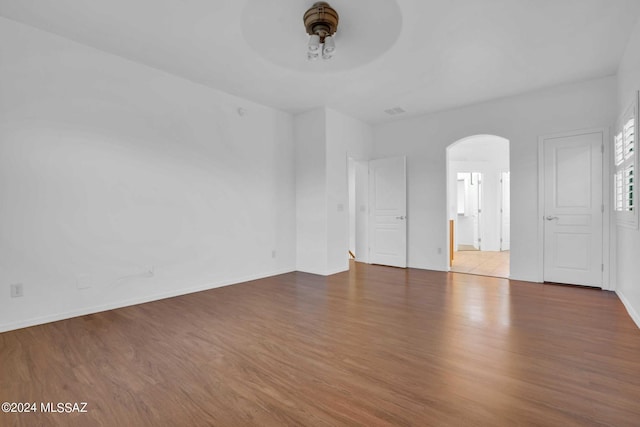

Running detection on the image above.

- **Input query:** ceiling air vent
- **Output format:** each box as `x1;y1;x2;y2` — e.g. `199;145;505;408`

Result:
384;107;406;115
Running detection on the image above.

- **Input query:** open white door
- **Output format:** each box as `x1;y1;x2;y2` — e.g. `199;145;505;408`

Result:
542;130;603;287
456;172;482;250
369;156;407;267
500;172;510;251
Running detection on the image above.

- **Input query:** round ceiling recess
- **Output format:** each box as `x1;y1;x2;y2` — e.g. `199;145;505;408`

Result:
241;0;402;73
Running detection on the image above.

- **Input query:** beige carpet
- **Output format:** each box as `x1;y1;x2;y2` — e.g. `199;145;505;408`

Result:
451;250;509;278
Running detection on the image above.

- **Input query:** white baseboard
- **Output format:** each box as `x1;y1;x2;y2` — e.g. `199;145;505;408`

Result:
296;266;349;276
0;268;295;333
617;290;640;329
296;267;327;276
325;266;349;276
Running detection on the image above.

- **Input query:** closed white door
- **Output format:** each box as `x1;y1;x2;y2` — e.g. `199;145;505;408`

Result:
500;172;510;251
542;130;603;287
369;156;407;267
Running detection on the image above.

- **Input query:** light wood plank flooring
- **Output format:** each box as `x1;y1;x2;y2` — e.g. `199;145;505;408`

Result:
451;250;510;278
1;262;640;426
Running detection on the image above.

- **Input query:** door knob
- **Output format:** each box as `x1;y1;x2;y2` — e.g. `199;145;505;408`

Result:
545;216;559;221
396;215;406;220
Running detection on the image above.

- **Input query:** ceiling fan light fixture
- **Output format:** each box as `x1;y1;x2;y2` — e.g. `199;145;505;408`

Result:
303;2;339;61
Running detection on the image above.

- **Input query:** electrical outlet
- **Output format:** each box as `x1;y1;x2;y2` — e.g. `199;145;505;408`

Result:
10;283;24;298
437;247;442;254
271;250;277;258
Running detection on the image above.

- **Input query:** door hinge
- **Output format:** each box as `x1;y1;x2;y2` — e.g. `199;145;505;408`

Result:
601;204;604;213
601;144;604;154
601;264;604;272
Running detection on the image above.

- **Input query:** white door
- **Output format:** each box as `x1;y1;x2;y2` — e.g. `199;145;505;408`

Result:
475;173;482;250
500;172;510;251
542;130;603;287
369;156;407;267
456;172;482;250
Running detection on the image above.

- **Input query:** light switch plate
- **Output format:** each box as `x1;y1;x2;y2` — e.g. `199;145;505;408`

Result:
10;283;23;298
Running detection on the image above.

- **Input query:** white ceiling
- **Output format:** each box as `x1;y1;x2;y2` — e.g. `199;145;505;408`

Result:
1;0;639;124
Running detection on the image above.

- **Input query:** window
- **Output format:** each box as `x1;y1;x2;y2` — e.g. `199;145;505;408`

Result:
614;92;639;228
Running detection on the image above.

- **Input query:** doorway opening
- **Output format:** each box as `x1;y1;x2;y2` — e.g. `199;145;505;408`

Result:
347;156;406;270
447;135;510;278
348;157;357;262
347;157;371;269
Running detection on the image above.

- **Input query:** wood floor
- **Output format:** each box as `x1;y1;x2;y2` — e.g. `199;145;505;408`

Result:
451;250;510;278
2;262;640;426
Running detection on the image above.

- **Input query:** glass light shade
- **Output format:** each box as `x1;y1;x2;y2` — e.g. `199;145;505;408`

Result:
323;36;335;54
308;34;321;52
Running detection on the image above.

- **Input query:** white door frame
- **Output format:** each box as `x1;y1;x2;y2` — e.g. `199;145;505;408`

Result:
537;127;611;289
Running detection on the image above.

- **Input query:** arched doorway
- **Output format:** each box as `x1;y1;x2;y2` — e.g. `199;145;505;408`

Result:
446;135;510;278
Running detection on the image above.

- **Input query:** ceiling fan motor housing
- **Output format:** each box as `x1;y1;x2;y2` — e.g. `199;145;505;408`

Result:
303;2;339;42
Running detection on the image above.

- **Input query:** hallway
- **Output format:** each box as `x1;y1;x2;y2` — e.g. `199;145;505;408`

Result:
451;250;509;278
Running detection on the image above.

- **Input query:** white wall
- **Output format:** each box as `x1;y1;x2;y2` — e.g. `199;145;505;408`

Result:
373;76;616;281
0;18;296;332
616;16;640;327
295;109;328;275
326;108;372;274
294;108;372;275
